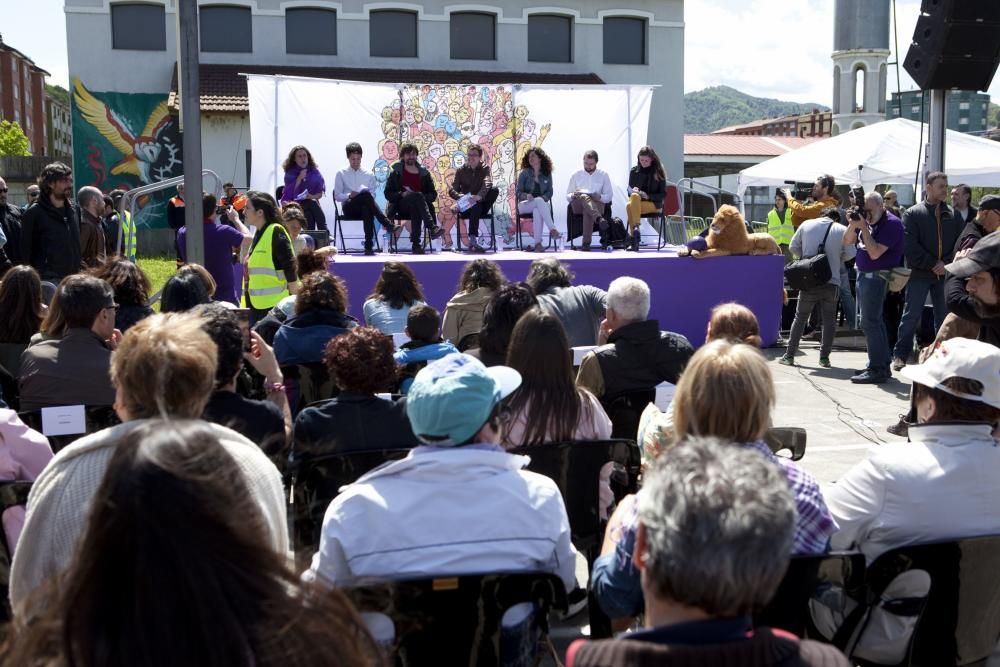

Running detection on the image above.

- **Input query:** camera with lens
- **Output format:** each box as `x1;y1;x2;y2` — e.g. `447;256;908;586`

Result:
783;180;813;201
849;184;866;220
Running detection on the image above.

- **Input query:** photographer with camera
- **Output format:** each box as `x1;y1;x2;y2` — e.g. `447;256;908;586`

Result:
891;172;963;372
781;174;840;230
844;191;904;384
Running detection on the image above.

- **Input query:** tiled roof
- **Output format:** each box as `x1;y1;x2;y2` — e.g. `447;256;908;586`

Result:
168;64;605;113
684;134;822;157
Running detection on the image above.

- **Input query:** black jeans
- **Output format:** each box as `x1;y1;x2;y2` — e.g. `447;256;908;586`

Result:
459;187;499;240
300;199;326;232
342;191;390;246
396;192;435;246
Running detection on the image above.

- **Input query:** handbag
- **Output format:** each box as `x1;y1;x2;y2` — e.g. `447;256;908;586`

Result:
784;222;834;290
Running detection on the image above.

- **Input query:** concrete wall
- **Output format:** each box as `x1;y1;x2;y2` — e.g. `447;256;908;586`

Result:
66;0;685;185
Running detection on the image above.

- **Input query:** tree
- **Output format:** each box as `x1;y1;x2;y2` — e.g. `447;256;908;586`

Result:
0;120;30;157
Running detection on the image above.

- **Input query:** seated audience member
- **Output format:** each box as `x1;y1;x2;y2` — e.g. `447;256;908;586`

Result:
447;143;498;254
363;261;426;335
334;141;393;255
0;409;52;553
10;312;288;610
90;259;153;332
592;340;835;620
252;249;328;345
567;438;849;667
442;258;505;350
304;353;577;592
526;258;607;347
160;267;212;313
576;277;693;403
293;327;419;457
705;301;763;346
0;420;378;665
394;304;457;394
0;265;44;345
280;203;315;255
198;303;290;456
177;193;253;306
18;275;119;411
827;337;1000;562
502;309;611;448
273;272;356;366
466;282;538;367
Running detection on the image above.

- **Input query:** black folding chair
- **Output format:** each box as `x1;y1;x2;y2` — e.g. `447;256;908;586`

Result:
17;405;120;453
0;481;33;622
510;438;641;638
347;572;568;666
754;551;866;636
566;202;613;249
602;389;656;441
456;199;497;252
765;426;808;461
838;535;1000;667
285;447;411;564
333;201;381;254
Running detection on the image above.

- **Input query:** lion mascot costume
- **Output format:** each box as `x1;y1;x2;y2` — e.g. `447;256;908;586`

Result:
678;205;781;258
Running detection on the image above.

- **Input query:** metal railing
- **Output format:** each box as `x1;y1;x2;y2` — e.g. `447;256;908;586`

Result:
675;178;744;222
117;171;223;257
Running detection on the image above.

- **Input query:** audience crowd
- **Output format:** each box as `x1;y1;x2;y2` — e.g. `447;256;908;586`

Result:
1;159;999;665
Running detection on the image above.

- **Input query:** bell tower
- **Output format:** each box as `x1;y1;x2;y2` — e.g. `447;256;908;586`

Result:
832;0;891;135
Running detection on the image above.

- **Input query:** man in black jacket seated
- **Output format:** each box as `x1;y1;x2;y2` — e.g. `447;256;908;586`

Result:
292;326;419;458
575;276;693;406
383;143;444;255
565;438;850;667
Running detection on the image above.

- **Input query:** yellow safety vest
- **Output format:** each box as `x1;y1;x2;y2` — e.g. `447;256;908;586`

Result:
247;222;292;309
767;208;794;246
122;210;137;260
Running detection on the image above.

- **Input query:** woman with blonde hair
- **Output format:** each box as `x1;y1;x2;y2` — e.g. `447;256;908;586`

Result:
590;339;836;620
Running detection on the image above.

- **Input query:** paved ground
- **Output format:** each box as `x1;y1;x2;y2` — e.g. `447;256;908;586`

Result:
768;335;912;485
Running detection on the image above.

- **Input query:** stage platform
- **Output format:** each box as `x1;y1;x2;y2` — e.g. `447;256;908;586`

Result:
329;248;784;348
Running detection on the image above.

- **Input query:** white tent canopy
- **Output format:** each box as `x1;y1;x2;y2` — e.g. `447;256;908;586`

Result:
737;118;1000;198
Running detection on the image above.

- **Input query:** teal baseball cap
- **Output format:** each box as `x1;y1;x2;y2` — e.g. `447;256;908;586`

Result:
407;353;521;446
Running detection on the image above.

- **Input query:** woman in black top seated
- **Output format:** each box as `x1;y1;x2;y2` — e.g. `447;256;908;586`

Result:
292;326;418;458
625;146;667;251
91;259;154;332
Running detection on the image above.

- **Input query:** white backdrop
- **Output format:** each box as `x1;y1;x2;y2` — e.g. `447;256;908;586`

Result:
248;75;653;247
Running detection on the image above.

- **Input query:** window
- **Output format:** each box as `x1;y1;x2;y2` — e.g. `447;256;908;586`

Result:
528;14;572;63
960;102;970;110
369;10;417;57
111;3;166;50
450;12;495;60
603;16;646;65
200;5;253;53
959;117;969;125
286;7;337;55
911;105;920;114
13;83;18;100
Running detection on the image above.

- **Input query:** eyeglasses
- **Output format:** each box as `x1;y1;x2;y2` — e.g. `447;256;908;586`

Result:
0;188;7;193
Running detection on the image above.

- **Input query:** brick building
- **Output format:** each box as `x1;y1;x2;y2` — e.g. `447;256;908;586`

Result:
0;33;49;155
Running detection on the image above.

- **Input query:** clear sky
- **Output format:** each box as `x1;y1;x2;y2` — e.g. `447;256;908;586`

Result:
6;0;1000;106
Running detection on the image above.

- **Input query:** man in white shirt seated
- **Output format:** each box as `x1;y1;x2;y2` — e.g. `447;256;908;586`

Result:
334;141;393;255
305;352;577;593
826;337;1000;563
566;150;614;251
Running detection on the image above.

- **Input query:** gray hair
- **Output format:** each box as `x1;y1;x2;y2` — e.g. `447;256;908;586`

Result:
77;186;104;210
637;437;795;616
864;191;884;208
607;276;650;323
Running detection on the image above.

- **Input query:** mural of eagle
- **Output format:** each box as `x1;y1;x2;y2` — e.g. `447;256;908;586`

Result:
73;77;183;184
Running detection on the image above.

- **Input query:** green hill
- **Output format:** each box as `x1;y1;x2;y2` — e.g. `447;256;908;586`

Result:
684;85;830;134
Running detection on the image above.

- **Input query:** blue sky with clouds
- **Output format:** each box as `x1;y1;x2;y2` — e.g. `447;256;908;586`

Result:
8;0;1000;106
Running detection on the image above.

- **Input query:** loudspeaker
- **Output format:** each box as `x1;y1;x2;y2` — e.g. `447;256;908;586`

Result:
904;0;1000;90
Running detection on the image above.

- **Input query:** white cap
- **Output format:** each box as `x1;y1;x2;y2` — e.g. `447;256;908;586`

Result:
900;337;1000;410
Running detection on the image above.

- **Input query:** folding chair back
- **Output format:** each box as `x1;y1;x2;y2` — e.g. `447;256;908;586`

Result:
17;405;120;453
603;389;656;440
0;481;32;622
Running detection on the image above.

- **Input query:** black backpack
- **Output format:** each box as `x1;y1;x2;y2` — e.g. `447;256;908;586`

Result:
784;222;834;290
603;217;629;248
